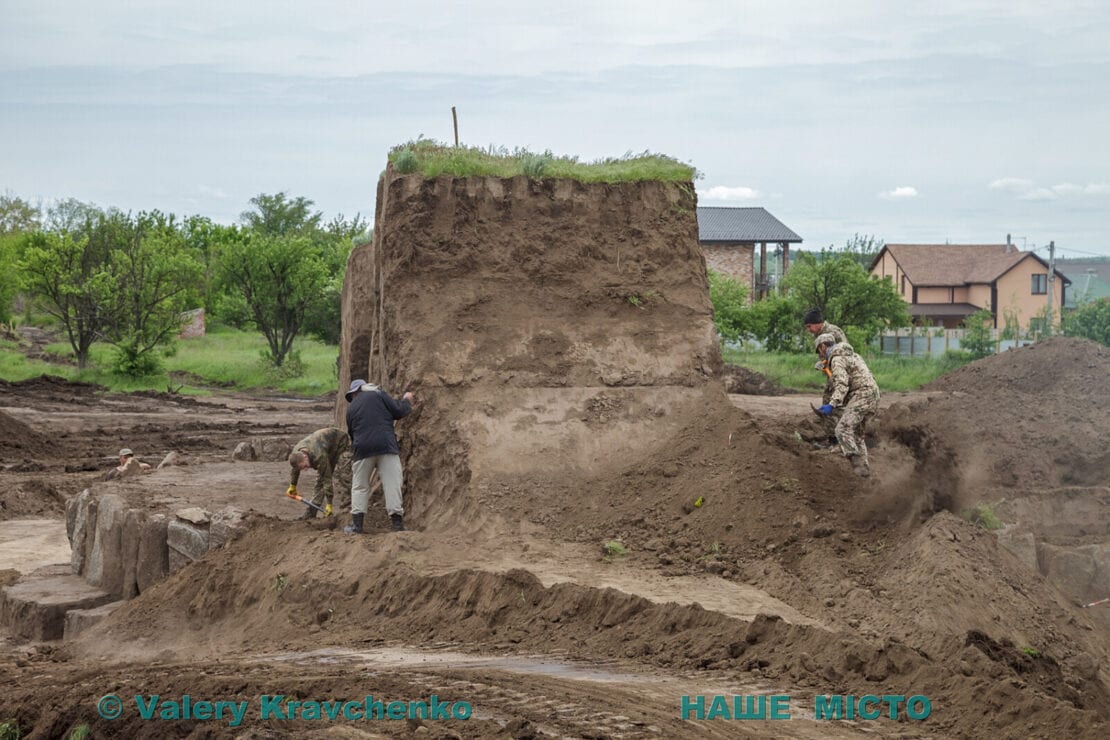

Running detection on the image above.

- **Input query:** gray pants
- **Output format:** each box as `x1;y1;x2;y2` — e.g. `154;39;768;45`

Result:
352;455;403;516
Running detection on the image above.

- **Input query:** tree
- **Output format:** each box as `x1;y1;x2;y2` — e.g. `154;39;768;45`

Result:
0;233;25;323
99;210;202;375
240;192;323;236
218;233;328;367
0;191;41;235
833;233;884;269
1063;297;1110;347
960;307;995;359
20;227;114;367
779;251;910;347
707;269;751;343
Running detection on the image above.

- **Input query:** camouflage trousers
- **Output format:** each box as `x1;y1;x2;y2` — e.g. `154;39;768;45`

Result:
834;391;880;464
309;447;353;512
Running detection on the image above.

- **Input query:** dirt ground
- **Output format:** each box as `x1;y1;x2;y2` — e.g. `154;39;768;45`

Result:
1;341;1107;738
1;169;1108;738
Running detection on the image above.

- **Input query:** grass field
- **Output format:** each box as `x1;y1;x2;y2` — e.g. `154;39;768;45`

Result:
722;347;966;391
1;326;339;396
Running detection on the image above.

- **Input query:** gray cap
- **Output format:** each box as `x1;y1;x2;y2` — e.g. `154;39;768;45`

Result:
815;333;836;350
119;448;133;457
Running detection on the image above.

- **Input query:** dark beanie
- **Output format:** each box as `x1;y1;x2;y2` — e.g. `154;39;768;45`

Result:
803;307;824;325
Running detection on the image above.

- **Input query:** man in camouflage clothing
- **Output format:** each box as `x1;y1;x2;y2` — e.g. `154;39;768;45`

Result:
803;307;849;347
813;333;880;477
287;427;352;519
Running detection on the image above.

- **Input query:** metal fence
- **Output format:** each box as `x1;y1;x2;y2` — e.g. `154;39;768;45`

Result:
876;328;1037;357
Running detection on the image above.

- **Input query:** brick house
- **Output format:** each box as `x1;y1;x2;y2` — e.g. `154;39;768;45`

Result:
869;243;1071;330
697;207;802;302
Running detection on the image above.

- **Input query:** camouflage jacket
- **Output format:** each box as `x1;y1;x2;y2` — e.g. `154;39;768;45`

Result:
820;322;849;348
825;345;879;408
289;427;349;488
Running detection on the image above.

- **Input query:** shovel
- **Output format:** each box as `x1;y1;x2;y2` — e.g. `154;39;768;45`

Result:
285;490;327;514
810;403;824;417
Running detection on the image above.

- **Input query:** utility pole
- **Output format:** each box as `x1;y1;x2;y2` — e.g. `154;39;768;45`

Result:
1046;240;1055;334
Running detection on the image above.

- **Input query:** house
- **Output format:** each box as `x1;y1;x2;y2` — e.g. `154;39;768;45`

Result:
1058;260;1110;309
869;243;1071;331
697;207;802;302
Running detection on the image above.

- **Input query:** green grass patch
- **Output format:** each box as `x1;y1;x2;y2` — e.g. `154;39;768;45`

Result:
387;139;697;182
722;348;968;392
3;326;338;396
962;503;1004;531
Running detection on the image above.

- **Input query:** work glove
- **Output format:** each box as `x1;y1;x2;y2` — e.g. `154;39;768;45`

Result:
817;404;834;416
324;503;333;516
286;485;297;498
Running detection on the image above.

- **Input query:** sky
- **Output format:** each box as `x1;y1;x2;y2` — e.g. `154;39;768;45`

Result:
1;0;1108;258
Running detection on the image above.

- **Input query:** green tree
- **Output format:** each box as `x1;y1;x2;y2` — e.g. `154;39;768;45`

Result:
20;227;114;367
834;233;884;269
99;210;203;376
218;233;329;366
960;306;995;359
779;251;909;347
1063;297;1110;346
0;233;25;323
0;191;41;235
240;192;323;236
707;269;750;343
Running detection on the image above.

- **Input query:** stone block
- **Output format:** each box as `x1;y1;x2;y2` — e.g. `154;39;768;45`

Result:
158;451;183;469
1038;542;1107;603
120;509;144;600
137;515;169;593
209;509;245;550
232;441;256;461
64;600;123;640
69;490;94;575
167;519;209;572
0;566;114;641
85;494;126;597
81;497;100;577
255;437;293;462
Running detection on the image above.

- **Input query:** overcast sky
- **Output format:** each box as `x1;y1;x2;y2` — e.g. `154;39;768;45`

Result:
2;0;1108;257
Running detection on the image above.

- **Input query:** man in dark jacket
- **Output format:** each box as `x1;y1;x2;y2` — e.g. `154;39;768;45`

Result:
344;379;414;533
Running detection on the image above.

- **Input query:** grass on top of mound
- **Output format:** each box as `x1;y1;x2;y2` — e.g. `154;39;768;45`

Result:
388;139;697;182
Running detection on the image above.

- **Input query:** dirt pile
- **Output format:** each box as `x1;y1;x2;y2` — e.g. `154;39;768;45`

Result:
913;337;1110;491
337;171;722;527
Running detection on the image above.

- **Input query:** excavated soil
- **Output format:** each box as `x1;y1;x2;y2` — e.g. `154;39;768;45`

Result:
1;170;1108;738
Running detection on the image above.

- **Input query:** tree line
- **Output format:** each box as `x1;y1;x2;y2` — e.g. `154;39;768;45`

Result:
0;190;368;375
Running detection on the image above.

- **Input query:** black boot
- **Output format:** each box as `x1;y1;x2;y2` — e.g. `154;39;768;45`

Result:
390;513;405;532
299;507;317;520
344;513;365;534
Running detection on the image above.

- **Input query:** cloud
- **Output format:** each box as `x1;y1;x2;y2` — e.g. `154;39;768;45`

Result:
989;178;1110;200
879;186;918;199
988;177;1034;194
699;185;761;201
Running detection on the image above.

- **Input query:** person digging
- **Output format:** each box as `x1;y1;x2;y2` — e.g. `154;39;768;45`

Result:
287;427;351;519
343;379;415;534
812;333;880;478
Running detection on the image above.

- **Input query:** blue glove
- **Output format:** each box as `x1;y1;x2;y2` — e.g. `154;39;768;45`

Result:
817;404;833;416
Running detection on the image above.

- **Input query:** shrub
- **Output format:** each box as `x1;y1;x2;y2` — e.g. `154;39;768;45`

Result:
393;148;419;174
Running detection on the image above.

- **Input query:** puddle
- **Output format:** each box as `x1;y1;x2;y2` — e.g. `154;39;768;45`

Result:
258;647;662;684
0;518;71;573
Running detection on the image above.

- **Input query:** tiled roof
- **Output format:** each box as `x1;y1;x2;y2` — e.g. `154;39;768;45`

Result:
697;207;802;243
880;244;1036;286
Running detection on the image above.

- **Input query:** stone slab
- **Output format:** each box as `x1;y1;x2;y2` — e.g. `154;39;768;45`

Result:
0;567;115;640
64;600;124;640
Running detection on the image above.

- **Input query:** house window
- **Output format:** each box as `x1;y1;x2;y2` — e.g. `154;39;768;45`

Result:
1031;274;1047;294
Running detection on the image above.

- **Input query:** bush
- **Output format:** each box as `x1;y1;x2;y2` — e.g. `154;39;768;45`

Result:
521;153;551;178
1063;297;1110;347
393;148;419;174
111;341;163;377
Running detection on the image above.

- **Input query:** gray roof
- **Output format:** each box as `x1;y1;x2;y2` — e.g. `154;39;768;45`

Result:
697;206;802;243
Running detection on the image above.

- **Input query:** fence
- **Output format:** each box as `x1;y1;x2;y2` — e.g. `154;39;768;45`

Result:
876;327;1037;357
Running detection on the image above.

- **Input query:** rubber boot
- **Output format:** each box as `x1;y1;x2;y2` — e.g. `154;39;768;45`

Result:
344;513;365;534
299;507;317;520
390;513;405;532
